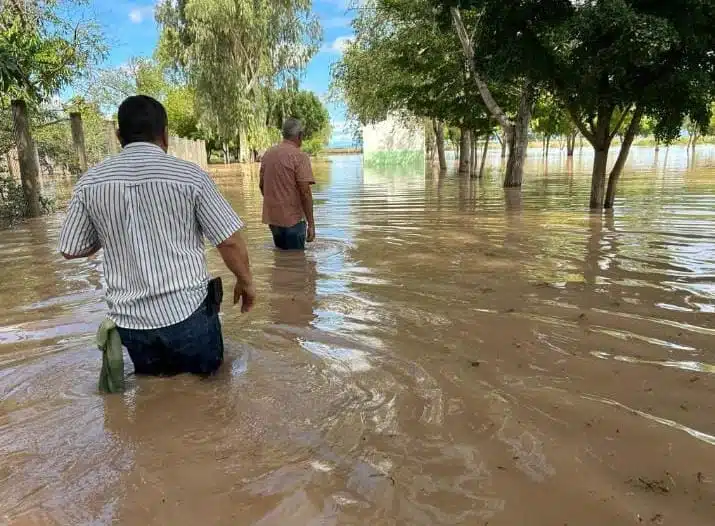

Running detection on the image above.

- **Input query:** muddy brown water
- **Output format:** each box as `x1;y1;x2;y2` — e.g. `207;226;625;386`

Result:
1;146;715;525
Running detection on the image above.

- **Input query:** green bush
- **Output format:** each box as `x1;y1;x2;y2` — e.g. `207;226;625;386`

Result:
0;175;26;223
302;135;326;156
0;175;55;225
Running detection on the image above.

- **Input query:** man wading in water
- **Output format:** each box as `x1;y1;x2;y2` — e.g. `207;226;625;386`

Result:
260;118;316;250
59;95;255;376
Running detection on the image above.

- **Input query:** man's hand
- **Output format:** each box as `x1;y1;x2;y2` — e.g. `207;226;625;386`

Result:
217;232;254;312
234;281;256;313
307;223;316;243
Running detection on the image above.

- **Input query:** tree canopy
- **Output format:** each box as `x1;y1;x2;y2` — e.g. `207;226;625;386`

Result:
432;0;715;206
156;0;322;154
0;1;105;105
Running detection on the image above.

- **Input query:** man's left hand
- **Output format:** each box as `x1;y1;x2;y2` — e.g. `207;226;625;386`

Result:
234;281;256;313
307;224;316;243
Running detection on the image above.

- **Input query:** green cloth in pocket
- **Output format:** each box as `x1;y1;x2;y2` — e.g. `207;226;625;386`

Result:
96;319;125;393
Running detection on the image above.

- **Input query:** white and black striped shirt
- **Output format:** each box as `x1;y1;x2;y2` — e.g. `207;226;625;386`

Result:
59;142;243;330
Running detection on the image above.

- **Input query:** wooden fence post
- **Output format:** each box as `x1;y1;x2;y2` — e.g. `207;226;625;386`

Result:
106;120;119;154
11;99;42;218
69;112;88;172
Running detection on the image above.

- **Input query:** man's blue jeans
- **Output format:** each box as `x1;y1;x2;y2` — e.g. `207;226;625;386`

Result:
270;221;307;250
117;297;223;376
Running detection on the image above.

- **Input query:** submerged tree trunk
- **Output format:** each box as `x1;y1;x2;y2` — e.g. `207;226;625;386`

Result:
459;128;471;174
587;112;614;210
470;132;478;177
567;131;576;157
503;87;533;187
590;148;609;210
452;7;534;186
604;107;644;209
222;142;229;164
479;132;489;178
433;119;447;171
11;99;42;218
500;131;507;159
545;135;551;158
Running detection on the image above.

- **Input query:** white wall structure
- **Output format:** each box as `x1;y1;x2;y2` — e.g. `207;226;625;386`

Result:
362;115;425;166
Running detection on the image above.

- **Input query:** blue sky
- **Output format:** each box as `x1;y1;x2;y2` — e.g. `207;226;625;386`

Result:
79;0;356;146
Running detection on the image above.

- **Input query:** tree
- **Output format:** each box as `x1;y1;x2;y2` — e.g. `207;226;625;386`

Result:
532;0;715;209
86;58;168;112
156;0;321;160
86;57;202;140
165;86;200;139
331;0;495;173
0;0;105;217
532;93;572;157
0;2;105;104
448;6;536;187
272;90;330;139
445;0;715;209
33;97;108;175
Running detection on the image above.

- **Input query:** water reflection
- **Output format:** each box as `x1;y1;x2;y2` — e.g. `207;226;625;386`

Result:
270;250;317;328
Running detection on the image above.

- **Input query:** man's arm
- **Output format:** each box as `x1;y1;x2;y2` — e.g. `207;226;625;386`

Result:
298;182;315;241
259;162;265;196
195;172;256;311
295;153;316;242
216;232;255;312
59;189;101;259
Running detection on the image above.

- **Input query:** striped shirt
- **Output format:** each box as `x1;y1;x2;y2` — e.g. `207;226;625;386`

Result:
58;142;243;330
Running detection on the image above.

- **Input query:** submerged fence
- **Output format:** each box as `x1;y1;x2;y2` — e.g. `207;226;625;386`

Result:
1;114;208;213
4;122;208;180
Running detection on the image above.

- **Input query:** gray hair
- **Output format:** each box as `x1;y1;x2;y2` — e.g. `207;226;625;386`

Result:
282;117;304;139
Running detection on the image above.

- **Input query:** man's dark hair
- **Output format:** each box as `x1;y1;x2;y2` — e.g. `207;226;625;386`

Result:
117;95;168;146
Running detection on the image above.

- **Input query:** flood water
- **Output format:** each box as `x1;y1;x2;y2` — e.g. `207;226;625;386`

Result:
1;146;715;525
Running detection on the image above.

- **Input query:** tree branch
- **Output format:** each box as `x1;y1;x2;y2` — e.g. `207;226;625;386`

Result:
35;118;69;129
450;7;513;131
565;105;595;145
608;104;633;143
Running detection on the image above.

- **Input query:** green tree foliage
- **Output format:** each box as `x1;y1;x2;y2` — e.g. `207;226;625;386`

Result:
543;1;715;207
0;1;105;104
33;97;108;175
331;0;498;173
156;0;322;154
332;0;490;129
87;58;201;139
87;58;168;111
165;86;200;139
443;0;715;208
532;94;571;143
271;89;331;154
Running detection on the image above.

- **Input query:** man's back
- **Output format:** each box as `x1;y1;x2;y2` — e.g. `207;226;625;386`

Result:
60;142;242;330
260;141;314;228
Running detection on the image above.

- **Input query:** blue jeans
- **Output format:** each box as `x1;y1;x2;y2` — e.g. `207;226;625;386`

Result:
117;298;224;376
270;221;307;250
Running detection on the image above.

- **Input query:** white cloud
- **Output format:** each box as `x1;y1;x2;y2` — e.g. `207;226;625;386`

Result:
322;35;354;54
128;5;154;24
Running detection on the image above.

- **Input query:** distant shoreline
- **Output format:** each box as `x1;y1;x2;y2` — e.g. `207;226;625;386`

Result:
323;147;363;155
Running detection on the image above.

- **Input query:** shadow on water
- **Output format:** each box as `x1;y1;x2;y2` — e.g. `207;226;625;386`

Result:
1;146;715;524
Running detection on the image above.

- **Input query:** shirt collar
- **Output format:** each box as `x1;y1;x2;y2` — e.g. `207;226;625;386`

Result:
121;142;165;153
